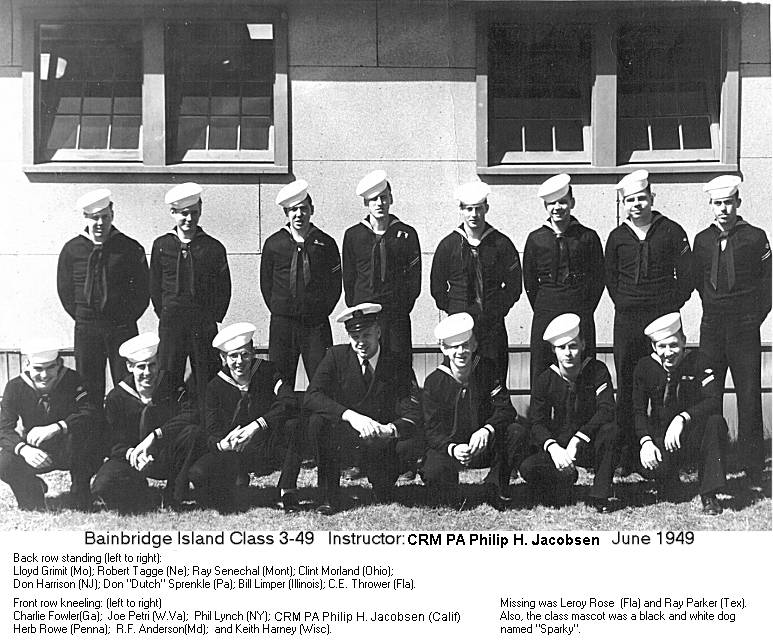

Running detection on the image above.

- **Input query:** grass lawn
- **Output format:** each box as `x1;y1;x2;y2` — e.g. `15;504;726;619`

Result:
1;462;770;532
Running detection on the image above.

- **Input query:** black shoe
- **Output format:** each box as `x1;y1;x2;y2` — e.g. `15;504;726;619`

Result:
281;492;300;513
397;469;417;483
485;485;511;512
701;493;723;515
342;466;363;481
587;497;613;514
316;500;337;516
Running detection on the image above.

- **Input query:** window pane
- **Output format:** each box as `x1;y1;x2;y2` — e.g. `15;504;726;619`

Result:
682;116;712;149
524;120;553;152
489;23;591;160
177;116;207;150
110;116;141;149
651;118;680;150
79;115;110;148
38;22;142;156
555;121;584;152
46;115;79;150
166;21;275;157
241;117;271;150
617;23;719;160
209;117;239;149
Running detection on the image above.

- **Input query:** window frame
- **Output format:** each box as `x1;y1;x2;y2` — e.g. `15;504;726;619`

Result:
476;3;740;175
22;4;289;174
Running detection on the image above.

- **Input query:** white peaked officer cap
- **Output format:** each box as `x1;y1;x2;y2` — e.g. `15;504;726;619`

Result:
644;312;682;343
543;313;581;346
616;169;650;198
77;188;112;215
212;322;257;352
336;303;382;332
119;333;160;363
276;179;310;208
703;175;742;200
538;174;571;203
22;340;61;366
454;181;491;207
434;313;475;347
356;170;389;200
165;182;202;209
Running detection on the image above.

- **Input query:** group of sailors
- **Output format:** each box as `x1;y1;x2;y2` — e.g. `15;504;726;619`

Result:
0;169;769;516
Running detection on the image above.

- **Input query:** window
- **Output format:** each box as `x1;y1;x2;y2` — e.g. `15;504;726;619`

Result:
477;5;739;174
489;23;592;164
24;8;288;172
38;23;142;161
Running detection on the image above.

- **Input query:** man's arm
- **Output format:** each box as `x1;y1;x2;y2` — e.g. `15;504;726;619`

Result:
522;235;539;310
604;233;619;306
321;238;343;317
402;229;422;311
499;236;522;315
127;241;150;323
341;229;356;307
429;237;451;313
304;349;348;423
672;222;694;308
56;245;77;320
577;363;616;442
149;239;163;317
586;230;606;311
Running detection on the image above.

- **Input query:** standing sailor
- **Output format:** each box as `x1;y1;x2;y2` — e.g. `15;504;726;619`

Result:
150;183;231;404
261;179;341;383
431;181;522;381
605;170;693;473
57;189;149;403
693;175;771;491
524;174;605;387
342;170;421;369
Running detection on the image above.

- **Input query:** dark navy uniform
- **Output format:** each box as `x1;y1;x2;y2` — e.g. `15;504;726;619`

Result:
57;229;149;403
693;218;771;479
632;350;727;496
91;373;198;511
189;360;300;511
304;344;422;507
523;218;605;387
522;359;618;501
431;225;522;381
0;368;101;510
150;228;231;402
422;355;527;501
604;212;693;468
342;217;421;368
260;224;341;382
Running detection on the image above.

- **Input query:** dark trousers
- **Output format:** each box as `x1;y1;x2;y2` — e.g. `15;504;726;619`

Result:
614;306;674;467
189;419;302;510
529;308;597;389
0;429;102;510
520;422;619;501
421;421;528;500
158;312;219;406
700;312;765;477
643;414;728;496
268;316;332;384
91;423;199;512
378;311;414;371
475;316;509;383
75;319;138;405
309;413;412;505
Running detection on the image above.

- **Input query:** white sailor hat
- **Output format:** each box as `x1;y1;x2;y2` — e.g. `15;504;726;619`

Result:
543;313;581;346
356;170;389;200
119;333;160;363
616;170;650;198
538;174;572;203
644;312;682;343
454;181;491;207
434;313;475;347
212;322;256;352
276;179;310;209
703;175;742;200
336;303;382;332
165;182;202;210
77;188;112;215
21;340;61;366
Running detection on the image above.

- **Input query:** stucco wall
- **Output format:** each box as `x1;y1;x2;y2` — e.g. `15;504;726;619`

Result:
0;0;770;355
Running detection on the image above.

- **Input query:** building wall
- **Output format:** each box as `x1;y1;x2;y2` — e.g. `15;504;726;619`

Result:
0;0;770;357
